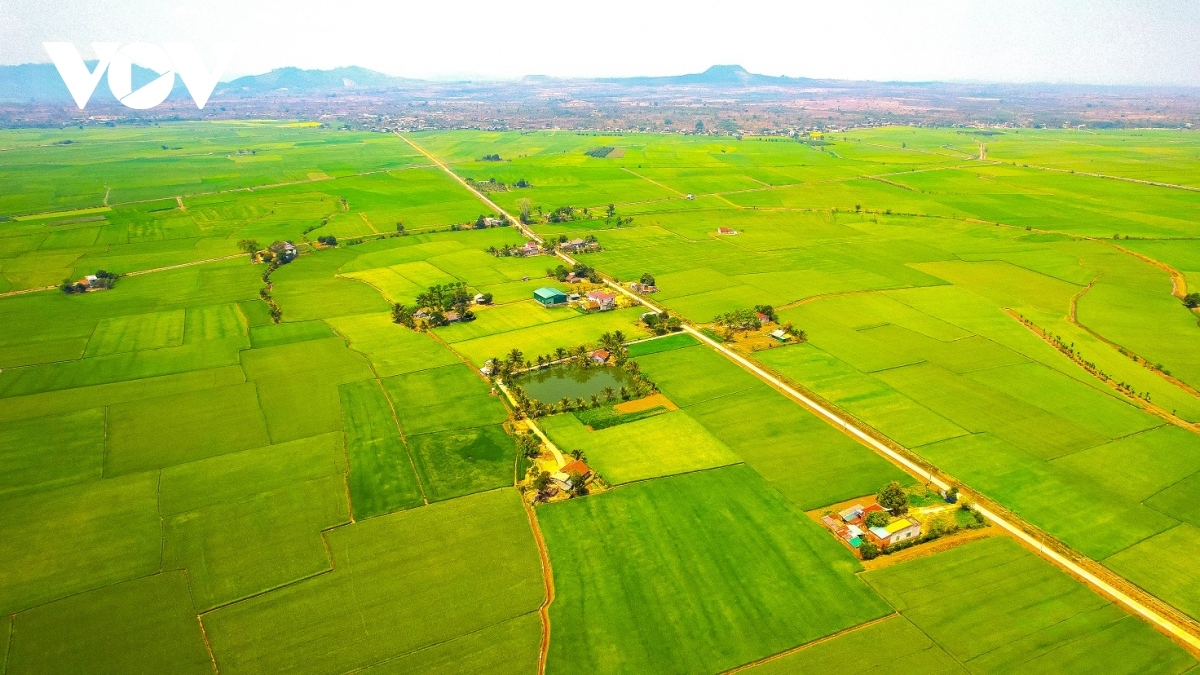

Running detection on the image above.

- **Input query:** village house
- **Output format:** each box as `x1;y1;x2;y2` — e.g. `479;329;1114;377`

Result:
474;293;490;305
586;290;616;311
717;226;739;236
552;459;593;490
560;238;589;252
444;311;461;323
769;328;790;342
629;281;659;294
868;516;922;548
756;311;771;324
85;274;99;288
589;349;610;364
516;241;541;257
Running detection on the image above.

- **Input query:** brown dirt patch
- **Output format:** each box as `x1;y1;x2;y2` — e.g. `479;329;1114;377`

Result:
614;393;678;413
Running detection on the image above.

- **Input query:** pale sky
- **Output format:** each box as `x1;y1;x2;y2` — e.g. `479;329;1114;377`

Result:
5;0;1200;86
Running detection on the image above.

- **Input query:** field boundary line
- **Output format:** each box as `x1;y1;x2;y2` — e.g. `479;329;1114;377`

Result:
524;500;556;675
620;167;686;196
4;613;14;675
373;377;428;506
1020;162;1200;193
720;613;899;674
402;132;1200;654
610;462;746;490
2;166;434;220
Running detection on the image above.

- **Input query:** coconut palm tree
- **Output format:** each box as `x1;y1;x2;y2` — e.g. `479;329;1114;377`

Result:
575;397;586;409
603;386;616;401
508;348;524;365
554;346;567;361
618;386;629;400
590;394;601;407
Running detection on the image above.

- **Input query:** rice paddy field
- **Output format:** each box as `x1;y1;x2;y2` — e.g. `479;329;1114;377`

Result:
2;121;1200;672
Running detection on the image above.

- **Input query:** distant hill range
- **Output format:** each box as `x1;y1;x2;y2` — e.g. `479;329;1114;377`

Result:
1;61;1188;106
0;63;835;104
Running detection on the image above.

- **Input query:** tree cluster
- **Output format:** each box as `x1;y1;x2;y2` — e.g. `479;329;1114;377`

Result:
60;269;119;294
478;154;502;162
316;235;338;247
713;308;763;331
642;311;682;335
639;272;656;286
1184;293;1200;309
465;177;508;194
550;262;600;283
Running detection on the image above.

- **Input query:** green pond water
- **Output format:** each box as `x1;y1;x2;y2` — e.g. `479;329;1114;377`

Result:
515;364;633;402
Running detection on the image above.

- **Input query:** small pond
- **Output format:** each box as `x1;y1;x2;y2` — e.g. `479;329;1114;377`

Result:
514;363;634;402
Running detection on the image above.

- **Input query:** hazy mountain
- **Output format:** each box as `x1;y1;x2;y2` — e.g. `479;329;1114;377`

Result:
0;62;191;104
216;66;424;96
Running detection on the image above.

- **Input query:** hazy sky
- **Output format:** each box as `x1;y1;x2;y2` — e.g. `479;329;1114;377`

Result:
5;0;1200;85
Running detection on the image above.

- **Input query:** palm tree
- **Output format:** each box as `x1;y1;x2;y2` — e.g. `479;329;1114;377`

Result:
603;386;616;401
508;348;524;365
558;397;571;411
590;394;601;407
575;397;586;409
613;330;626;346
554;347;567;361
618;386;629;400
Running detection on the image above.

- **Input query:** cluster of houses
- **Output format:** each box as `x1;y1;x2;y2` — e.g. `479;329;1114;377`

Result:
629;281;659;294
559;238;600;253
533;287;617;312
821;503;922;553
512;241;542;257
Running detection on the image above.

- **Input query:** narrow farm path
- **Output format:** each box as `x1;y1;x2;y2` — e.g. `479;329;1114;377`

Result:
523;499;556;675
401;133;1200;656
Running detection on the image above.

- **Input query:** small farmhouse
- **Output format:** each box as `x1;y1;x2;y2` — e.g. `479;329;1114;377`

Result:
586;290;616;310
552;459;593;490
534;287;568;307
868;516;922;548
717;227;739;236
589;349;610;364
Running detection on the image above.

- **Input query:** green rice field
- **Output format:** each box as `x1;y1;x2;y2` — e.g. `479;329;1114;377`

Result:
3;121;1200;672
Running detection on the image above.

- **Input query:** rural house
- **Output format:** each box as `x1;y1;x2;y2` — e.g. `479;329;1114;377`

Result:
589;349;610;364
534;287;568;307
551;460;593;491
717;226;739;236
867;516;922;548
586;290;616;310
770;329;790;342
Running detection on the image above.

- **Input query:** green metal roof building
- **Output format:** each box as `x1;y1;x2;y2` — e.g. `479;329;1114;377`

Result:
533;287;568;306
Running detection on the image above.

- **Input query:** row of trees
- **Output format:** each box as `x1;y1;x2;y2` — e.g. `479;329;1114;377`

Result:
506;367;657;419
